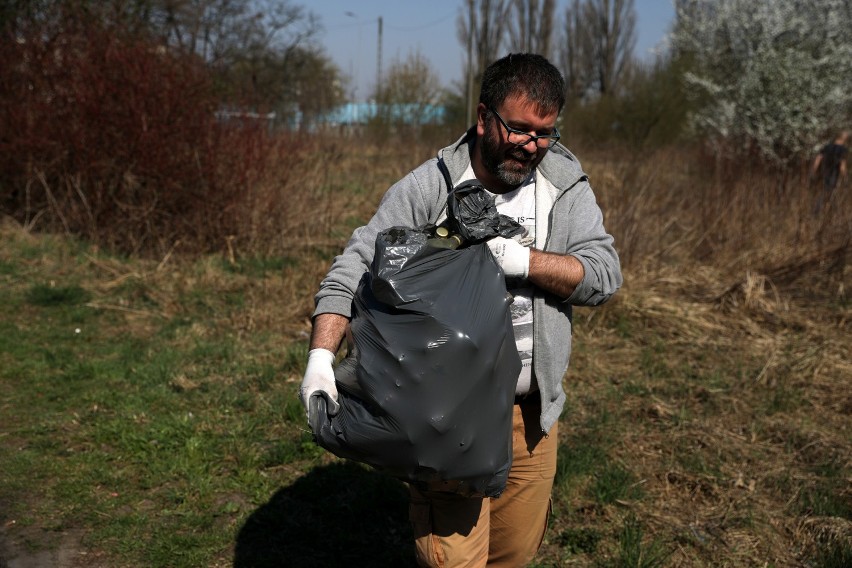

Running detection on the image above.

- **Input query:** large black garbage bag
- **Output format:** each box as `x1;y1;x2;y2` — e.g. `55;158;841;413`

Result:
310;185;525;497
311;238;521;497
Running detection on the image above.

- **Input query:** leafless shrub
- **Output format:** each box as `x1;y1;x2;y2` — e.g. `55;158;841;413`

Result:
0;14;276;255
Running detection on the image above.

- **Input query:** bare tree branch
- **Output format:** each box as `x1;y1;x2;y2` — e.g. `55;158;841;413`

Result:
506;0;556;58
559;0;636;99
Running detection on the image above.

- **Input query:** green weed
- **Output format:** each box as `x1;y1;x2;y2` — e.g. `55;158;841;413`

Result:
591;462;643;504
639;340;670;380
810;540;852;568
557;526;601;554
764;379;804;414
797;482;852;518
599;513;671;568
613;312;634;339
554;435;608;493
0;259;16;275
25;283;90;306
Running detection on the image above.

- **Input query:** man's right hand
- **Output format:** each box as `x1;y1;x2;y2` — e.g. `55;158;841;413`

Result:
299;348;340;423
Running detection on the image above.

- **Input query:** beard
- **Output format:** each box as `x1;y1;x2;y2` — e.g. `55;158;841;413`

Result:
479;125;539;188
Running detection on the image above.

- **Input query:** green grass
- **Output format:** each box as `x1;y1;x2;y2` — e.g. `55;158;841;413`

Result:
553;409;615;496
0;238;345;567
25;283;91;306
797;481;852;518
599;513;671;568
2;221;850;567
590;462;642;505
555;527;602;555
810;540;852;568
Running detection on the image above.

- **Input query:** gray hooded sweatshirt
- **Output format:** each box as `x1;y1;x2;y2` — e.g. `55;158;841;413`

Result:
314;128;622;433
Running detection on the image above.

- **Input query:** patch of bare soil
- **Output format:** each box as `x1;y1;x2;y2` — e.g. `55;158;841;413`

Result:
0;525;92;568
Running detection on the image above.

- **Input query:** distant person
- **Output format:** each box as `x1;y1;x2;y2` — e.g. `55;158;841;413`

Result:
299;53;622;566
811;130;849;213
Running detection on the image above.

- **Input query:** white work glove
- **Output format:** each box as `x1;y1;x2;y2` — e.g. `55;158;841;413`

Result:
299;348;340;423
487;236;530;279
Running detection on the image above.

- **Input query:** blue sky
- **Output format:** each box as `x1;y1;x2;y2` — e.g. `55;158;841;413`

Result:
309;0;676;101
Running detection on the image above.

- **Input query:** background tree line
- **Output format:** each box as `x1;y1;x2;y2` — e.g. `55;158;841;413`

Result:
0;0;346;125
444;0;850;158
0;0;349;252
3;0;848;153
1;0;850;254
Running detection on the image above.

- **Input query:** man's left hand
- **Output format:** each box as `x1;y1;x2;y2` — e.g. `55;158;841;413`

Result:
487;236;530;278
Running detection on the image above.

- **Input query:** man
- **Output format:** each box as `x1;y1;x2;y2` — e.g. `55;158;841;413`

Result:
300;53;622;567
811;130;849;213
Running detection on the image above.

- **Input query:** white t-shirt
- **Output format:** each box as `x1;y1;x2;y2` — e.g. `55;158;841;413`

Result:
460;166;537;395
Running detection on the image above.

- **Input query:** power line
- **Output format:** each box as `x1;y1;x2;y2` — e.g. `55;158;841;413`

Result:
326;10;455;33
383;11;456;32
325;19;378;31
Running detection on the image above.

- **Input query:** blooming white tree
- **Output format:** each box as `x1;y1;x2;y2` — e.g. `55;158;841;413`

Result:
672;0;852;163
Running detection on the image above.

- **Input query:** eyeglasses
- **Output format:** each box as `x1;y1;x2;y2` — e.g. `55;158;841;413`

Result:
487;105;560;149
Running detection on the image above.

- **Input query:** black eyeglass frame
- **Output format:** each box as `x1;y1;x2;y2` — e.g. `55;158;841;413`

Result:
487;105;561;149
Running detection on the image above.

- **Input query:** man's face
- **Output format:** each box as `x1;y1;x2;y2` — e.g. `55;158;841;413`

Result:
477;95;559;190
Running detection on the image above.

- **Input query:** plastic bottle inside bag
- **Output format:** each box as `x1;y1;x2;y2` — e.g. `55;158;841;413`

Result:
426;224;464;250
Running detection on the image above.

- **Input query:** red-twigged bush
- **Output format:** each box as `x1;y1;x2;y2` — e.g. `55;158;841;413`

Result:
0;17;273;254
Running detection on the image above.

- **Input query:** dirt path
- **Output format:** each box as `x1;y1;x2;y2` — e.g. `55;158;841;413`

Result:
0;525;88;568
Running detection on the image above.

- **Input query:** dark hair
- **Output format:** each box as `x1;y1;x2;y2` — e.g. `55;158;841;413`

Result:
479;53;565;115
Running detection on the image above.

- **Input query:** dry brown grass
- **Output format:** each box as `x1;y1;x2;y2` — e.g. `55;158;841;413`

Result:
232;137;848;564
249;138;849;565
532;143;851;565
557;263;850;565
3;136;848;566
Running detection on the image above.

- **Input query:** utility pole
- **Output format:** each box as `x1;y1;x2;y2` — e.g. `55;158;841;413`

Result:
377;16;383;91
465;0;474;126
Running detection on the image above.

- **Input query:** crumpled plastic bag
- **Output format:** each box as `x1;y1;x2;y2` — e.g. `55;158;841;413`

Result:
445;180;526;243
310;184;523;497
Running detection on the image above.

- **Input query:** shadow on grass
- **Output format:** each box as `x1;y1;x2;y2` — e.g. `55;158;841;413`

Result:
233;461;416;568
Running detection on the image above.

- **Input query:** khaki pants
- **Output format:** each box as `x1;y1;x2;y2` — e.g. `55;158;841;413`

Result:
409;398;558;567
